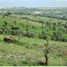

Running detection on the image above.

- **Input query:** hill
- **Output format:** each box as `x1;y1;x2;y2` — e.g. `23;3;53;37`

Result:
0;7;67;66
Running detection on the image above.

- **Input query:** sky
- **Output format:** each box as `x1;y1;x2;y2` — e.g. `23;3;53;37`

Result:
0;0;67;8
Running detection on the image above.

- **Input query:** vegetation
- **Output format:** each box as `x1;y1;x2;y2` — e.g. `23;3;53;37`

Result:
0;7;67;66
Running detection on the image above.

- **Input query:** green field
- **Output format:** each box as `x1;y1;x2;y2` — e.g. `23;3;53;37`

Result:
0;13;67;66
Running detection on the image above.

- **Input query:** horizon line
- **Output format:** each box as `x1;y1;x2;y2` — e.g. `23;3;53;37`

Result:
0;6;67;9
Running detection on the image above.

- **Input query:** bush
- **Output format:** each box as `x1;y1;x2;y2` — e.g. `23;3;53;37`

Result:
39;31;47;40
0;30;3;34
22;31;35;38
51;32;63;41
3;35;15;43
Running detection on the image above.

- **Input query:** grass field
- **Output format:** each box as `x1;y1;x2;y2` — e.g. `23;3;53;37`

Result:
0;15;67;66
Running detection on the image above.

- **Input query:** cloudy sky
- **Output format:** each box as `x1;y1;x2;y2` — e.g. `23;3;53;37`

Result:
0;0;67;8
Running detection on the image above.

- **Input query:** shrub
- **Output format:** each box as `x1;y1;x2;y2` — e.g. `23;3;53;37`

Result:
0;30;3;34
39;31;47;40
51;32;63;41
3;35;15;43
22;31;35;38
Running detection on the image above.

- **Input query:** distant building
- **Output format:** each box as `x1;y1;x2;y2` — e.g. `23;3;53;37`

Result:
33;11;43;14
